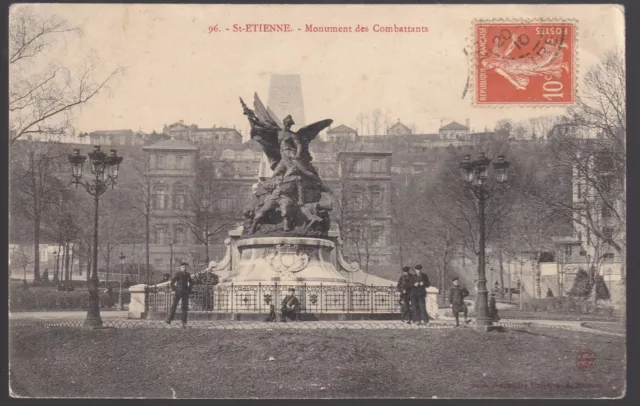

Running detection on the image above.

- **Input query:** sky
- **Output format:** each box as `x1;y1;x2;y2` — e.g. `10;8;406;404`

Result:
11;4;625;139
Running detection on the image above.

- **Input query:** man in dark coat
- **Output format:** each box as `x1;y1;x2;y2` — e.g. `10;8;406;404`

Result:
165;262;194;327
450;277;470;327
489;292;501;322
410;264;430;325
397;266;412;323
280;288;301;322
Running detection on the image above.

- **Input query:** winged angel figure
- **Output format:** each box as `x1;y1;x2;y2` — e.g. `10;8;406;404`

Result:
240;94;333;235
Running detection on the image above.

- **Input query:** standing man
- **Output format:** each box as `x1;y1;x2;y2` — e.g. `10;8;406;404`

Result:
397;266;412;323
165;262;194;328
410;264;430;325
450;277;471;327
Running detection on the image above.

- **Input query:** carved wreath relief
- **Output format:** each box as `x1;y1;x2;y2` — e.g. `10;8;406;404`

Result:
263;244;309;276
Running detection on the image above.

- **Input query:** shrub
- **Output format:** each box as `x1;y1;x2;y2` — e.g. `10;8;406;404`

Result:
568;269;592;299
10;289;115;311
594;275;611;300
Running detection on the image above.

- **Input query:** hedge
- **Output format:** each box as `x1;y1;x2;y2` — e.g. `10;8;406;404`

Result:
522;297;615;317
10;290;116;312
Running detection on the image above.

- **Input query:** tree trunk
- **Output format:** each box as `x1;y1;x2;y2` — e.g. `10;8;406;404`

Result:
146;179;151;284
33;216;41;282
30;152;41;279
499;249;505;300
86;249;91;283
69;244;75;279
533;255;541;299
64;243;70;281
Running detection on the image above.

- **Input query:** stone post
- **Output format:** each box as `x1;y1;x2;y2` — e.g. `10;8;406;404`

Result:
127;284;147;319
427;286;439;320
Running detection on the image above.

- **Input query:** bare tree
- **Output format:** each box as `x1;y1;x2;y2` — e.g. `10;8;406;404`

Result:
355;113;366;136
371;109;382;136
181;165;241;264
539;52;625;313
41;189;81;281
9;8;122;144
10;141;67;279
11;245;34;282
122;159;152;284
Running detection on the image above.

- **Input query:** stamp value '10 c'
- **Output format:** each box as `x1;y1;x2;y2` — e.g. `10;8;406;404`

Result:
475;21;575;105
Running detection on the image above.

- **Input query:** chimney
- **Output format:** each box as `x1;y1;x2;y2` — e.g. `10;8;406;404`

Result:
440;119;444;128
465;118;470;129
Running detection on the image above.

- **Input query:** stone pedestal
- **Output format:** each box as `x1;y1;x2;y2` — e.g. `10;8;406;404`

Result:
220;236;348;286
127;284;146;319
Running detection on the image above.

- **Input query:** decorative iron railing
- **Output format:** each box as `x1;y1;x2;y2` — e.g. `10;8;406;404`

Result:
148;284;404;314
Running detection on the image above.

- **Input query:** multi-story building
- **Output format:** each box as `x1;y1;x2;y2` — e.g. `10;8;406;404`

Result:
142;138;199;271
386;120;412;136
336;151;393;272
162;120;243;146
89;129;147;146
325;125;358;142
438;120;470;140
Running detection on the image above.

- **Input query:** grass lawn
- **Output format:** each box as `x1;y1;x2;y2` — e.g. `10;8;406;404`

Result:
9;326;625;398
497;309;619;322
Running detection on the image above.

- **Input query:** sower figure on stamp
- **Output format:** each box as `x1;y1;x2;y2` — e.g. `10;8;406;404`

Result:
165;262;194;328
397;266;412;323
280;287;301;322
450;277;471;327
410;264;430;325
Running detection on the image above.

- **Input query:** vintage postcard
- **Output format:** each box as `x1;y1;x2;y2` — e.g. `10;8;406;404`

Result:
8;3;626;399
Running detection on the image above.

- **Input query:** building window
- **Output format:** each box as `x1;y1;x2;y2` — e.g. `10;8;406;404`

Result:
154;227;167;244
370;187;383;209
173;186;186;210
156;154;166;169
174;226;186;245
372;159;380;172
577;183;582;199
564;245;573;257
175;156;184;169
370;226;385;246
153;188;167;210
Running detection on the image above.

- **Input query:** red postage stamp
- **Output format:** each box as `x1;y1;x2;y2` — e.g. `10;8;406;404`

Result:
474;21;576;105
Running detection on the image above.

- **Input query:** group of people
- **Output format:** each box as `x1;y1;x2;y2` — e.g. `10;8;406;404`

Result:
162;261;499;328
397;265;481;327
396;265;433;325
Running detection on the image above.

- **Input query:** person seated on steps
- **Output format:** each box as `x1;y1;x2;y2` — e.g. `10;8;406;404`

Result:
264;304;277;322
280;288;301;322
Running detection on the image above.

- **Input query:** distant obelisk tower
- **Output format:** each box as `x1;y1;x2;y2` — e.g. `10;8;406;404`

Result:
267;74;305;127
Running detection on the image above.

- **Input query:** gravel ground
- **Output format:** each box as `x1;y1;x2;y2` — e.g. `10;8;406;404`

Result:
9;326;625;399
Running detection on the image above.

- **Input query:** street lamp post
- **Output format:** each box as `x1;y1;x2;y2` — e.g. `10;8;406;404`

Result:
68;146;123;328
119;252;126;311
53;251;58;284
460;153;510;331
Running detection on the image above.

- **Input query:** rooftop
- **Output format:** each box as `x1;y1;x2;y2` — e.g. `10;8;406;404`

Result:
439;121;469;131
142;138;199;151
327;124;357;134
